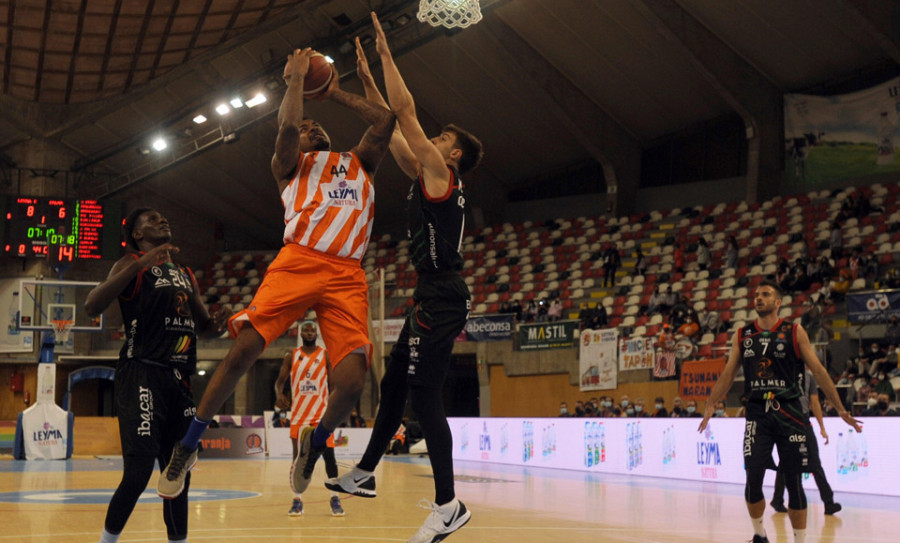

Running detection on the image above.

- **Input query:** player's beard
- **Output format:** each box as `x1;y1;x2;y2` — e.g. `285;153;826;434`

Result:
302;338;317;348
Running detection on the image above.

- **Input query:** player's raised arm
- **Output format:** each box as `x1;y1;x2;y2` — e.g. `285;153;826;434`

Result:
272;48;313;190
355;36;419;179
371;12;452;196
84;244;177;317
698;330;743;432
796;323;862;432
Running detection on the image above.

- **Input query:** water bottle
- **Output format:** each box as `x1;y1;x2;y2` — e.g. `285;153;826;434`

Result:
836;432;846;475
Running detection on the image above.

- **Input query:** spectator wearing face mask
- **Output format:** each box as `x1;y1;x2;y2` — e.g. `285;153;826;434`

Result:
713;400;729;417
684;399;702;417
618;395;632;417
670;396;685;417
558;401;573;417
598;396;618;417
861;393;897;416
573;400;586;417
633;398;651;418
653;397;668;418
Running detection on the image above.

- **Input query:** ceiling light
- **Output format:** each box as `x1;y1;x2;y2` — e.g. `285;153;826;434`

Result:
198;370;206;376
215;103;231;116
151;138;167;151
193;114;207;124
245;93;267;108
223;132;240;144
230;98;244;108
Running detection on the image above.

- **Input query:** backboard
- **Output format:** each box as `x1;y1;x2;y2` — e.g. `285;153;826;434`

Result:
17;279;104;332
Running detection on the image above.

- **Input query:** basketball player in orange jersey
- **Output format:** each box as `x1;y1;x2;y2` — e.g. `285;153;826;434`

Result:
274;321;344;516
326;13;482;543
158;47;396;499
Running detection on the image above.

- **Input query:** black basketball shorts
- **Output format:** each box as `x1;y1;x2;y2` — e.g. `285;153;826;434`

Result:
743;400;811;475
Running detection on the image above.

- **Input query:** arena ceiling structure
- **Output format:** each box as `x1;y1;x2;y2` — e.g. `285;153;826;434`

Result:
1;0;898;249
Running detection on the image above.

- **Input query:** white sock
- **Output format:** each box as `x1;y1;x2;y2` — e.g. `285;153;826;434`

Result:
99;529;119;543
294;493;303;501
353;465;374;475
751;517;766;537
331;492;339;498
794;528;806;543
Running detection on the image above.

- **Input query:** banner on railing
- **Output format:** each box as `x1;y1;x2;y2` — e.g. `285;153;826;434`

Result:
579;328;618;391
619;336;655;371
517;320;578;350
679;358;727;401
846;289;900;323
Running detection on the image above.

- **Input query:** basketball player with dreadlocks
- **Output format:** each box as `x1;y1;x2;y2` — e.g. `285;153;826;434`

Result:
85;208;229;543
699;279;860;543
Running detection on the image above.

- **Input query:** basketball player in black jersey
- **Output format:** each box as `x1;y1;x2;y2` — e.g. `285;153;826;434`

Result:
324;12;483;543
699;279;860;543
84;208;228;543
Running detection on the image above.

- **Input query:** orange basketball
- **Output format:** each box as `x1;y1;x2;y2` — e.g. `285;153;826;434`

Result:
304;53;334;98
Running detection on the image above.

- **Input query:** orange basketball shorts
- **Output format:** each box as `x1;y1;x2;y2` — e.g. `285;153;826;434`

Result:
228;244;372;367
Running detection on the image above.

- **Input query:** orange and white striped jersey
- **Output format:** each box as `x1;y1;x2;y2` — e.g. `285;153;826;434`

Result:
290;346;329;428
282;150;374;261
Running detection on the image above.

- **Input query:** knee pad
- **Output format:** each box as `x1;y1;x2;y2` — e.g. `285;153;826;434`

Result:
744;467;766;503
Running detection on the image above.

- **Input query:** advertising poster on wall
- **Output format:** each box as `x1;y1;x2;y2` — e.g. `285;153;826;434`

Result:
0;278;34;353
579;328;618;391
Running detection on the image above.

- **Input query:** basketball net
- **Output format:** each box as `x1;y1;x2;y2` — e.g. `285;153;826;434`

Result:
51;319;74;347
417;0;482;29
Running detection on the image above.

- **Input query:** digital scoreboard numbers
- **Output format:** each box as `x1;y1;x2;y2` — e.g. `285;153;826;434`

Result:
3;197;106;261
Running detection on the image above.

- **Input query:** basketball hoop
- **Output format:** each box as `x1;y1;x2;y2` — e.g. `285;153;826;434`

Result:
417;0;482;29
51;319;74;347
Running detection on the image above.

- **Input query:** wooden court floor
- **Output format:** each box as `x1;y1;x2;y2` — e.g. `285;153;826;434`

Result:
1;454;897;542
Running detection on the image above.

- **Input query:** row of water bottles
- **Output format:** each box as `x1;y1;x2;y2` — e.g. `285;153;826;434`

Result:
662;425;677;466
626;421;643;471
522;421;534;462
836;428;869;478
583;421;606;467
541;423;557;459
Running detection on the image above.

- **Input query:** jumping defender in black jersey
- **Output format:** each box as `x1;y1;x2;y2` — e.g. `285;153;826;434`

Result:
699;279;860;543
85;208;229;543
325;12;483;543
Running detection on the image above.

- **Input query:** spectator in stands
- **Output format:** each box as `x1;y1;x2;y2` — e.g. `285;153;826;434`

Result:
823;399;840;417
670;396;685;417
871;344;898;378
653;397;668;417
577;303;595;330
699;310;725;335
676;314;700;343
830;269;852;299
602;243;621;288
669;293;691;328
633;398;651;417
806;256;822;284
829;220;843;259
591;304;609;330
662;286;677;315
684;399;702;418
696;237;711;271
713;400;729;417
535;299;550;322
862;342;885;374
736;395;748;418
598;397;618;417
558;401;573;417
618;395;632;416
573;400;586;417
648;286;664;316
725;235;739;269
848;248;863;281
800;301;824;338
886;316;900;346
524;299;539;323
658;323;676;353
547;297;563;322
673;243;685;276
879;267;900;289
861;393;897;416
634;246;647;277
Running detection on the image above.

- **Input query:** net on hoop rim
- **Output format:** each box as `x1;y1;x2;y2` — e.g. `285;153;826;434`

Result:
418;0;483;29
51;319;74;347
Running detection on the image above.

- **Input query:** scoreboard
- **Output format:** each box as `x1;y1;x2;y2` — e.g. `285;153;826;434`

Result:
2;196;121;261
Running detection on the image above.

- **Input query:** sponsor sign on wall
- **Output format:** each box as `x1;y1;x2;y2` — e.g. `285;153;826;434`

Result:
579;328;618;391
517;320;578;350
846;290;900;323
449;417;900;497
464;314;514;341
371;318;406;343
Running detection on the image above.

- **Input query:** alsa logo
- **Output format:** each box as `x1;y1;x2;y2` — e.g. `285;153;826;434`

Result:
789;434;807;443
33;421;63;443
138;386;153;436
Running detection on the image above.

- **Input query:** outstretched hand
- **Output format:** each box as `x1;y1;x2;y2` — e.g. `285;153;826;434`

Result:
698;404;715;433
840;410;863;433
355;36;375;86
371;12;391;58
210;306;233;334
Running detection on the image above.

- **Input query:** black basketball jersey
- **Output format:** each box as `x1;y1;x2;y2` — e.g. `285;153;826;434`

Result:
407;167;465;274
739;319;805;401
117;254;198;373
